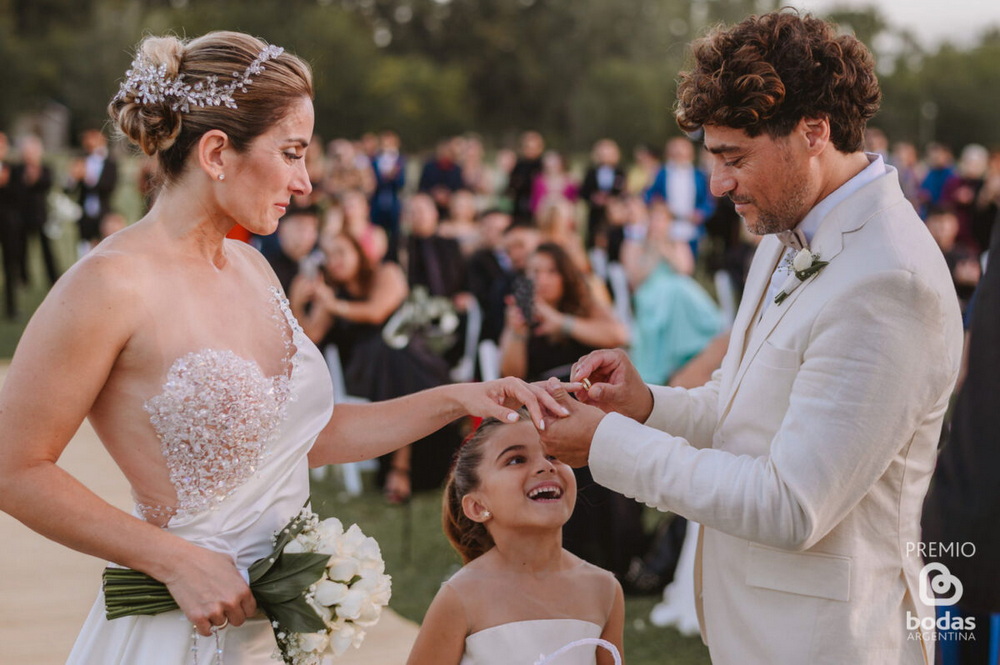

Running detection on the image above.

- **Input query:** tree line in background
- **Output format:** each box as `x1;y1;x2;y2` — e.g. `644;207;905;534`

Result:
2;0;999;153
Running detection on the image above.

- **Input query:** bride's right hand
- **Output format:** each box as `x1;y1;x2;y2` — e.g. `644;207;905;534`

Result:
162;544;256;637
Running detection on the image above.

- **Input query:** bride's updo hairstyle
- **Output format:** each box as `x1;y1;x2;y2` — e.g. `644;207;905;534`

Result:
109;31;313;183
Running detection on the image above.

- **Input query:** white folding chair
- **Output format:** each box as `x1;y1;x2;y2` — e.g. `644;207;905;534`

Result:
311;345;376;495
450;298;482;383
713;270;738;329
477;339;501;382
606;261;634;342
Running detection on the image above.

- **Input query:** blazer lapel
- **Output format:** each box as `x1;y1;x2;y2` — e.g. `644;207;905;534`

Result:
717;236;784;408
717;187;873;424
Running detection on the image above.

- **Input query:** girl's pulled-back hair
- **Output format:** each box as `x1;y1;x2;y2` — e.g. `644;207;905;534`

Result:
109;31;313;183
442;410;529;564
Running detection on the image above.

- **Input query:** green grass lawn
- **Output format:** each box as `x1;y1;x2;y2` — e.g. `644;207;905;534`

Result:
311;472;711;665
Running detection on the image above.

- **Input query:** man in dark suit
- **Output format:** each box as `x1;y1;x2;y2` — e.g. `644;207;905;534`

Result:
417;138;463;222
579;138;626;250
67;128;118;258
506;131;544;224
370;130;406;263
0;131;22;319
466;209;514;344
922;222;1000;663
405;193;466;299
12;134;58;287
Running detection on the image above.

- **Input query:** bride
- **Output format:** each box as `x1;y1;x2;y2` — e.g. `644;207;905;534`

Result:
0;31;564;664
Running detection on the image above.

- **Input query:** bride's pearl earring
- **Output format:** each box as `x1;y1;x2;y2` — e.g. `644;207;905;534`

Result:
217;173;225;181
481;510;491;520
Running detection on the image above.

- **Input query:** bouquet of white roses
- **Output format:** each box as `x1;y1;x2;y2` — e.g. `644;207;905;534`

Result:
103;506;391;664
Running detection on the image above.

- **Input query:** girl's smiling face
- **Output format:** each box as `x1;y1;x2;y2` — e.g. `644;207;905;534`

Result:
463;420;576;530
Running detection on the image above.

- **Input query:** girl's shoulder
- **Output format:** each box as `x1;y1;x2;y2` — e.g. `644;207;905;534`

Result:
563;551;621;597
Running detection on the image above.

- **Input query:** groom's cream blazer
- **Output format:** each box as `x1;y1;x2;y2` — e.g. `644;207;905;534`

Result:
590;166;963;665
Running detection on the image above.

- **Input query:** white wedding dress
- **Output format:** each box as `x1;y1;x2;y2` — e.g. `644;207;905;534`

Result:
67;288;335;665
461;619;602;665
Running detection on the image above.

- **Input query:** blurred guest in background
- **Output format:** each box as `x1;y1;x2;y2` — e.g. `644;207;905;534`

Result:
325;138;374;200
941;143;988;253
291;230;457;503
66;128;117;258
438;188;482;257
498;241;636;579
11;134;58;287
459;133;494;207
621;200;723;385
263;206;321;294
418;138;464;220
580;139;626;249
370;129;406;263
645;136;714;259
0;131;20;319
499;242;626;384
890;141;924;211
466;208;514;345
340;188;387;264
926;206;980;312
628;142;661;196
537;197;590;278
529;150;578;219
918;142;956;218
405;193;466;300
507;131;545;224
975;146;1000;251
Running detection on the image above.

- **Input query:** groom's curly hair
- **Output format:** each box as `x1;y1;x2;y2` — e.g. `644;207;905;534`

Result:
675;10;881;153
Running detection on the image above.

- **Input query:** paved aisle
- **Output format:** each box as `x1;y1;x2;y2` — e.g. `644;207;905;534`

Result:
0;363;418;664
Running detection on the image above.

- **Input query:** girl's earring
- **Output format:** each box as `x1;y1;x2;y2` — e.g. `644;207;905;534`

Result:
217;173;225;181
481;510;492;520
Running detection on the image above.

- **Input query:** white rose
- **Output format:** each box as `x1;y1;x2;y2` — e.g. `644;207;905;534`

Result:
327;620;357;656
356;601;382;626
314;518;344;555
297;631;330;654
336;588;366;621
354;573;392;606
327;557;361;583
338;525;367;557
792;248;813;273
314;579;350;607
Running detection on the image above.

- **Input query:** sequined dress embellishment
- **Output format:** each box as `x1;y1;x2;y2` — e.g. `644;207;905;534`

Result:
138;288;301;524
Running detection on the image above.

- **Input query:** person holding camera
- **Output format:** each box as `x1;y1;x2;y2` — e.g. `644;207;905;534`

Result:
498;242;627;383
498;242;637;579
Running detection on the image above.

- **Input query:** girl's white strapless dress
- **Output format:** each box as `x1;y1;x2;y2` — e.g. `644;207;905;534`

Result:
66;289;335;665
460;619;603;665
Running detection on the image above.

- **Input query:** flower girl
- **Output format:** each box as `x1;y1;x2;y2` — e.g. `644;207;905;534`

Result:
407;412;624;665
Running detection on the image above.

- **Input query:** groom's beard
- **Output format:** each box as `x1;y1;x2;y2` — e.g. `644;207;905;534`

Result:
735;155;812;237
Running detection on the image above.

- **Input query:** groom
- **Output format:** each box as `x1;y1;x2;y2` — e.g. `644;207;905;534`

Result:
538;11;963;665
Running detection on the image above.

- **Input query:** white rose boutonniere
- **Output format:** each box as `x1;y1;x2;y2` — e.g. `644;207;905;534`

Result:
775;248;830;304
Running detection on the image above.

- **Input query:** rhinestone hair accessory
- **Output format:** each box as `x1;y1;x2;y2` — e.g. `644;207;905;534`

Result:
114;43;285;113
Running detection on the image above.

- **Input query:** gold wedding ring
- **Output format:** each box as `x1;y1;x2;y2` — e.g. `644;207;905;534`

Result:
580;377;592;391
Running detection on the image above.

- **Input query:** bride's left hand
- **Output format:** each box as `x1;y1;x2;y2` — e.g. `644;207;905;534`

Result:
456;377;571;431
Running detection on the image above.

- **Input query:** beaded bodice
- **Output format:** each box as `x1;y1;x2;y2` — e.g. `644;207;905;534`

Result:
138;288;302;525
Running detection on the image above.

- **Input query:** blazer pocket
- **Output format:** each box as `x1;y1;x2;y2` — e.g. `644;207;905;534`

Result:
754;340;801;371
746;543;851;602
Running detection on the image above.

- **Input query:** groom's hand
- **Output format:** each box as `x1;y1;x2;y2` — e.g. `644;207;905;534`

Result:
537;378;605;468
570;349;653;423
